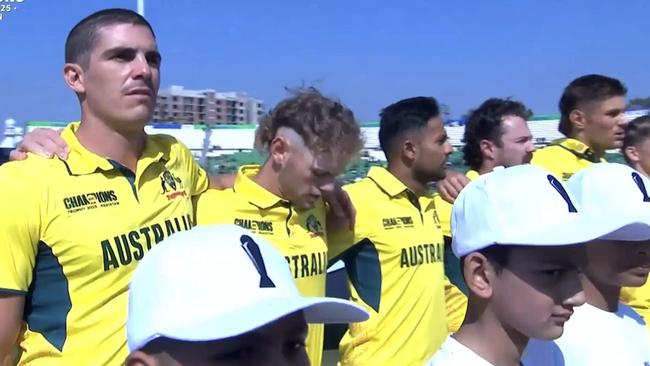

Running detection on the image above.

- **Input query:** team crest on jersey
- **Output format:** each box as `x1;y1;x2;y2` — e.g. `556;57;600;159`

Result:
432;210;442;229
306;214;324;238
160;170;186;200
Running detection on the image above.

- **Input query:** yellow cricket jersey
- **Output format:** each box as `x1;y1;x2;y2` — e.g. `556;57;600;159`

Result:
531;138;603;181
194;165;328;366
531;137;650;336
0;123;208;365
442;275;468;334
433;169;480;238
327;166;450;366
431;170;479;333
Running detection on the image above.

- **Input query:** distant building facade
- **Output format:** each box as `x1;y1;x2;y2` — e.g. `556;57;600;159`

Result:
153;85;265;125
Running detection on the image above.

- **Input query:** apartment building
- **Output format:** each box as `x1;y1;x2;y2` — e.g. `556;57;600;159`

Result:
153;85;265;125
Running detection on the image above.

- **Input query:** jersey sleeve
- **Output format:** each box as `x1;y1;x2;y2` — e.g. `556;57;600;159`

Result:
194;189;229;226
178;141;209;197
326;227;358;262
326;187;367;262
443;276;467;333
0;163;41;293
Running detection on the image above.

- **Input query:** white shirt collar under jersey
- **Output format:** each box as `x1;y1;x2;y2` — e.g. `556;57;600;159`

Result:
522;302;650;366
427;335;496;366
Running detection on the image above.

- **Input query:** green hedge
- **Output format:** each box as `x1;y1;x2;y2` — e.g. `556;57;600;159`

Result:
205;151;625;184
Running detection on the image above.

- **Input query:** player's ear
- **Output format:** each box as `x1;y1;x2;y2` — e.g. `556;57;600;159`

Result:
479;139;496;161
624;146;640;164
269;135;289;168
463;253;495;299
569;109;586;132
402;138;417;162
64;63;86;94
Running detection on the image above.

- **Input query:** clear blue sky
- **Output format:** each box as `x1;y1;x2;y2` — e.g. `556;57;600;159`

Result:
2;0;649;123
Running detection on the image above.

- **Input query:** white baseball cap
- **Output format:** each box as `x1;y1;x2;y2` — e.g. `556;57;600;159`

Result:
451;164;638;257
567;163;650;241
127;224;369;352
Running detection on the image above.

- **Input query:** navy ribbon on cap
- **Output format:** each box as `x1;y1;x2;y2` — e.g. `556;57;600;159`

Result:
240;235;276;288
547;175;578;213
632;172;650;202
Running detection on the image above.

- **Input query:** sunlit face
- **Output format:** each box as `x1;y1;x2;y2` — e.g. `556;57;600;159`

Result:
77;23;161;131
584;239;650;288
580;96;627;152
278;142;347;211
490;245;587;340
131;312;309;366
493;116;535;167
411;116;453;182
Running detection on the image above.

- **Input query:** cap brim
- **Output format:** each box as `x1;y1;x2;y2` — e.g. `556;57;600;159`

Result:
300;296;369;323
597;220;650;241
455;213;650;257
501;214;650;246
131;296;368;351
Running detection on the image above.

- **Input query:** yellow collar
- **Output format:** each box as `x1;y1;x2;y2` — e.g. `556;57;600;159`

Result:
233;165;288;209
367;166;424;198
550;138;603;163
62;122;170;175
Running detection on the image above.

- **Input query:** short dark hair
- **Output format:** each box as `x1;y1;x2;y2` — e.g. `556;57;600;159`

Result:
558;74;627;136
379;97;440;160
65;8;155;69
622;115;650;164
462;98;532;171
460;245;511;279
255;87;363;161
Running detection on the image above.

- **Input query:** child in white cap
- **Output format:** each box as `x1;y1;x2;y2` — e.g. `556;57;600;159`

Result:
125;224;368;366
523;163;650;365
429;164;649;366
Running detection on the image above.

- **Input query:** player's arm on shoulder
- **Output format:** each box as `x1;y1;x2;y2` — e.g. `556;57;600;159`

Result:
0;294;24;362
193;189;229;226
326;186;365;262
436;169;470;204
324;182;356;232
10;127;69;161
327;222;357;263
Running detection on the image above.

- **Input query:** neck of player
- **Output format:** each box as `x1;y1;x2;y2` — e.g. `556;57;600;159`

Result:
76;115;146;173
387;162;429;197
573;132;605;159
454;304;527;366
253;160;284;198
479;161;498;175
579;273;620;312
